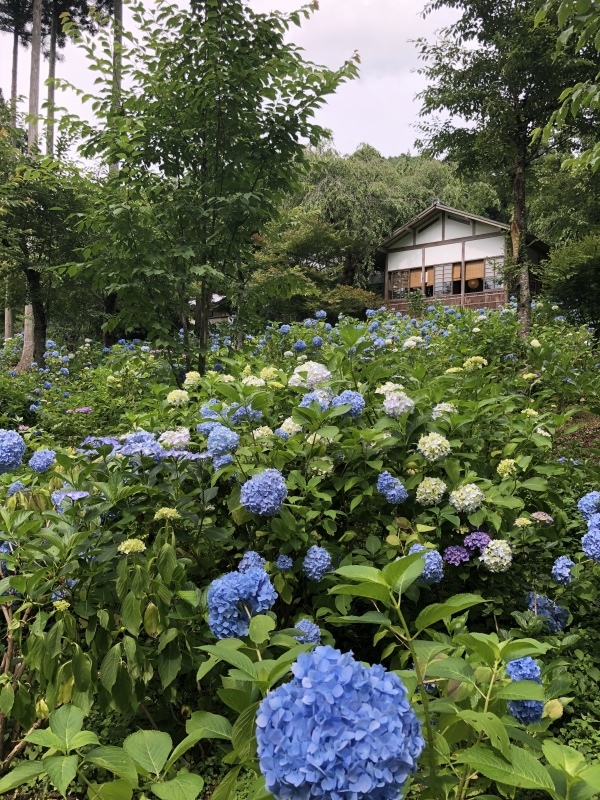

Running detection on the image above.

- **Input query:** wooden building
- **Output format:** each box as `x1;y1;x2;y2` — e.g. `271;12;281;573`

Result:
379;201;546;312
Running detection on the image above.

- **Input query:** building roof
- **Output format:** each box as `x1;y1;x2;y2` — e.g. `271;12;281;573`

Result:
379;201;510;250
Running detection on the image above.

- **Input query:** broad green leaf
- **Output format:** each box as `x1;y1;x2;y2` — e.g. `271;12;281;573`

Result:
581;765;600;791
200;645;258;679
121;592;142;637
458;710;511;759
457;744;555;792
123;730;172;776
329;582;390;603
0;684;14;716
210;766;241;800
0;761;46;793
72;647;92;693
425;658;476;685
519;478;548;492
381;553;424;594
231;702;259;762
334;565;387;585
70;731;101;750
100;645;121;692
151;770;204;800
144;603;163;637
25;730;64;751
248;615;276;644
495;681;545;701
500;639;551;661
415;594;485;631
86;746;139;787
87;779;133;800
330;611;391;627
158;643;182;689
542;740;585;777
50;705;84;751
44;755;78;797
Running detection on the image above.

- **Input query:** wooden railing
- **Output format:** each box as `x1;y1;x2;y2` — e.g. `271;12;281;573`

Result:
386;289;507;314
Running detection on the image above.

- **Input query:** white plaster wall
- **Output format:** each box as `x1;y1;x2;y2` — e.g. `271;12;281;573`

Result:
415;217;443;244
464;236;505;260
393;233;413;248
423;242;462;267
475;222;502;235
445;217;472;239
387;249;422;271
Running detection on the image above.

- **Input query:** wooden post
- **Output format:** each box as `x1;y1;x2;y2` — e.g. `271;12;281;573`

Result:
421;248;426;297
460;241;465;308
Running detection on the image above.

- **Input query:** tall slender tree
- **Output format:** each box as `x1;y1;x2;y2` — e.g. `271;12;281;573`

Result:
416;0;600;333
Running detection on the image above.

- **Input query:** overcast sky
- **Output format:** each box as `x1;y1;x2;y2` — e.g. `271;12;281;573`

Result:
0;0;458;157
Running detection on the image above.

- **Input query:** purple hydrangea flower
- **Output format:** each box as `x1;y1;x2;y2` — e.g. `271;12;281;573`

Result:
463;531;491;552
443;545;470;566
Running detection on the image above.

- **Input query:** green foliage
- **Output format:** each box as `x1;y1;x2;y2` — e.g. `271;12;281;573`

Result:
542;234;600;327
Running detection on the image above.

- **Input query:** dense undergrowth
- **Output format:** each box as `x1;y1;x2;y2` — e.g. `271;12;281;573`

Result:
0;300;598;799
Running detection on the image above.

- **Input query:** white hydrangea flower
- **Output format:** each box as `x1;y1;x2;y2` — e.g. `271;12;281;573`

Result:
497;458;518;479
253;426;274;438
288;361;332;390
375;381;405;395
472;327;481;333
417;432;451;461
183;371;202;389
402;336;424;350
241;375;266;387
219;374;235;383
463;356;488;372
480;540;513;572
283;351;294;358
279;418;302;436
383;391;415;418
530;339;541;348
166;389;189;406
416;477;447;506
535;427;551;438
449;483;485;513
445;367;464;374
431;402;457;420
158;428;190;448
521;408;539;418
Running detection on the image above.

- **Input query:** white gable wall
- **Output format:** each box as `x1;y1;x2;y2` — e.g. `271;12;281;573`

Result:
464;235;505;261
445;217;472;239
475;222;502;235
415;216;442;244
387;249;422;271
423;242;462;267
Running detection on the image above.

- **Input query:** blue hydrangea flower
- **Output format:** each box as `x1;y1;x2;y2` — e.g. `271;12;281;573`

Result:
365;309;376;317
526;592;568;632
582;529;600;563
409;544;444;585
508;699;544;726
241;469;287;516
59;368;69;376
197;421;219;436
28;449;56;473
279;324;291;334
587;513;600;536
7;481;26;498
315;310;327;319
0;430;26;474
199;400;220;419
506;657;541;683
45;339;57;348
312;336;323;348
293;340;307;352
331;390;365;418
376;471;408;504
213;454;234;470
51;488;90;511
276;554;293;571
7;370;17;377
61;356;69;363
239;551;266;573
274;428;290;441
51;578;78;601
299;391;331;411
207;567;278;639
368;321;379;332
256;645;424;800
207;424;239;456
29;404;40;413
302;546;332;582
229;404;263;424
551;556;575;585
577;491;600;520
43;381;52;390
294;618;321;644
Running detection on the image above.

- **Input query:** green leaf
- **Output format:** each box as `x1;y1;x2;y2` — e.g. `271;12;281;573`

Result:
231;702;259;762
144;603;163;637
44;755;78;797
50;705;84;751
70;731;101;750
458;711;511;759
496;681;545;701
151;770;204;800
519;478;548;492
415;594;485;631
72;647;93;692
334;565;387;585
25;730;65;751
425;658;476;685
382;553;424;594
210;767;241;800
123;730;172;776
121;592;142;637
542;740;585;777
87;779;133;800
100;645;121;692
200;645;258;679
158;642;182;689
0;684;14;716
500;639;552;661
329;582;390;603
85;746;139;788
186;712;233;740
457;744;555;792
248;615;276;644
0;761;46;793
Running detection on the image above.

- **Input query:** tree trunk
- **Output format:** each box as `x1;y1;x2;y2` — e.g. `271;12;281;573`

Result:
46;2;57;156
17;305;34;372
11;29;19;126
109;0;123;174
194;281;212;374
4;281;13;341
342;253;356;286
512;144;530;335
102;293;119;345
27;268;47;365
28;0;42;151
